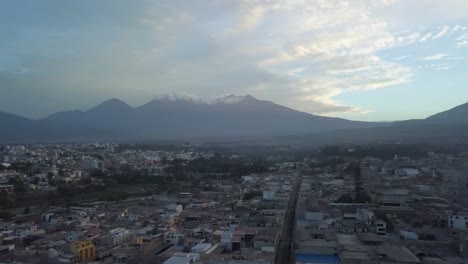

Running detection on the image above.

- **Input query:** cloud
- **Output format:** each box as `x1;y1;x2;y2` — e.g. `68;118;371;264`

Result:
457;33;468;47
432;26;450;39
450;25;464;34
1;0;467;119
393;55;410;60
423;53;448;60
419;32;433;42
223;5;266;36
397;32;421;45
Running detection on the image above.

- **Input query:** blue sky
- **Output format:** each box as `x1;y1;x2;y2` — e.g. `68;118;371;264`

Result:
1;0;468;121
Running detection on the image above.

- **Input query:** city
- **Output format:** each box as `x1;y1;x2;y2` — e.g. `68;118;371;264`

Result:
1;143;468;263
2;0;468;263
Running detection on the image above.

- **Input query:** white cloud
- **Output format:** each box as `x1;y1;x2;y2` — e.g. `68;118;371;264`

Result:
129;0;419;115
432;26;450;39
393;55;410;60
423;53;448;60
456;33;468;47
4;0;468;118
450;25;463;34
218;4;267;36
397;32;421;45
419;32;433;42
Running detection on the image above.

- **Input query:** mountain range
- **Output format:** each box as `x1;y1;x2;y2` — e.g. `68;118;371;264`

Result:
0;94;467;144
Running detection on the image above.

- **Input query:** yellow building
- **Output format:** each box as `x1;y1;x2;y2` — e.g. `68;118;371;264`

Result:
70;240;96;263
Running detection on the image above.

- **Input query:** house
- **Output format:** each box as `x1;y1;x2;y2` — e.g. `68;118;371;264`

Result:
67;231;84;242
69;240;96;263
163;252;199;264
167;204;183;213
375;220;387;235
0;185;14;194
15;223;38;238
190;243;211;253
70;206;96;215
164;232;184;245
449;213;468;230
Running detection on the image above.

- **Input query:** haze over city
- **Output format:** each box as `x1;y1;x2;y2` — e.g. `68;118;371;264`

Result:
1;0;468;121
4;2;468;264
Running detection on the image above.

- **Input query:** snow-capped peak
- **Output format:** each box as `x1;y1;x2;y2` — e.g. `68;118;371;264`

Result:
152;93;204;103
151;93;256;104
210;94;250;104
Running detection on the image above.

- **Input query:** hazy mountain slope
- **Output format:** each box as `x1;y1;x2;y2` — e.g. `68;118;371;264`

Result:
130;95;381;138
425;102;468;124
0;111;36;142
0;95;467;143
0;95;381;142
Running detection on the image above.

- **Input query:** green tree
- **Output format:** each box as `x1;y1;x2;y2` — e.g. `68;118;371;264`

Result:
47;191;57;206
8;178;26;193
0;191;9;209
23;207;30;215
32;177;40;185
336;193;354;203
90;169;105;178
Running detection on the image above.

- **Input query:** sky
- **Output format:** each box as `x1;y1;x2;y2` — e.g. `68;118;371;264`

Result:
1;0;468;121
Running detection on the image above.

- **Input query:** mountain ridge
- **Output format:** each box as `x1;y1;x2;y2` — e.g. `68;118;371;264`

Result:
0;95;467;143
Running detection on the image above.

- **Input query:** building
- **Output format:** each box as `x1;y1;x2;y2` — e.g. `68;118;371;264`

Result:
164;232;185;245
449;213;468;230
108;228;135;246
69;240;96;263
375;220;387;235
0;185;14;194
70;206;96;214
163;252;199;264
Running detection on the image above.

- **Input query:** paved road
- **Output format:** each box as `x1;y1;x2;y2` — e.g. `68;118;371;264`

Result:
274;174;302;264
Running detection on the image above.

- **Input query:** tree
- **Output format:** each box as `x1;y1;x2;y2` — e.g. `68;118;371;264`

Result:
0;191;9;209
23;207;30;215
47;191;57;206
255;215;266;227
336;193;354;203
79;177;92;185
336;162;372;204
0;211;13;221
243;191;262;201
90;169;105;178
355;192;372;203
32;177;40;185
8;178;26;193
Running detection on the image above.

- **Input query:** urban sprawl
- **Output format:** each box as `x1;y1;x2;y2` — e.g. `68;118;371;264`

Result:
0;143;468;264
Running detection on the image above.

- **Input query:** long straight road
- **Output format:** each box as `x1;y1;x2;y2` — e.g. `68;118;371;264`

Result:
274;173;302;264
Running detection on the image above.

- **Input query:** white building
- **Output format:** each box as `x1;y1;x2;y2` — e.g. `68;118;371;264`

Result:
305;212;326;221
262;190;277;200
220;231;233;251
356;209;376;225
163;253;200;264
67;231;83;242
449;213;468;230
190;243;211;253
15;224;38;238
166;204;183;213
164;232;185;245
109;228;135;246
400;230;418;240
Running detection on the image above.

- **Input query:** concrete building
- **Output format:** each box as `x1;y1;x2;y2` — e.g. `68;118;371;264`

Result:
69;240;96;263
449;213;468;230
